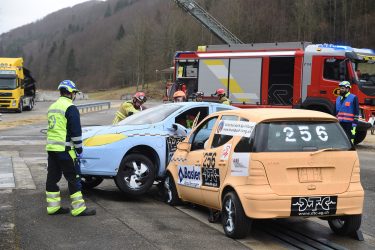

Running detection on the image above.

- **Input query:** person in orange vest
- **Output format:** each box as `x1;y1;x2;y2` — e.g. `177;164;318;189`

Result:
112;92;147;124
335;81;359;143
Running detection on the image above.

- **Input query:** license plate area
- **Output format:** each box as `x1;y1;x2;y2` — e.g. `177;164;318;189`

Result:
298;167;322;183
291;196;337;216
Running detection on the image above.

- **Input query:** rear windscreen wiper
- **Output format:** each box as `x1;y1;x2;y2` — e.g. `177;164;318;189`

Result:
310;148;344;156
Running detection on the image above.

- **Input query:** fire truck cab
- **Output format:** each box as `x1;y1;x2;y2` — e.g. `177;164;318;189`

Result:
173;42;375;144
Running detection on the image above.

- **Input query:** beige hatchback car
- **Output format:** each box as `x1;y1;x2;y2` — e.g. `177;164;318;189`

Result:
164;108;364;239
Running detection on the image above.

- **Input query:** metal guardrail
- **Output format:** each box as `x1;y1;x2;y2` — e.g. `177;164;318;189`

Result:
76;102;111;114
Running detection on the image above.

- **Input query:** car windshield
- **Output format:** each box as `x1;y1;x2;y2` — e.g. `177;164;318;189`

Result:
118;103;183;125
255;121;352;152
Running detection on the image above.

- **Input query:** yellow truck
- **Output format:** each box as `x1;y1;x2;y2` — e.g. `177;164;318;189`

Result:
0;58;36;112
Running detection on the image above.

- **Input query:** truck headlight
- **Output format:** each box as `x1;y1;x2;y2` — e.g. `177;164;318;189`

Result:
11;100;16;106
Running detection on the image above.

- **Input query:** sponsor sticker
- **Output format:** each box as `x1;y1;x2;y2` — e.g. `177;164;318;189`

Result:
216;120;256;138
202;167;220;187
166;136;185;163
230;153;249;176
220;144;232;160
290;196;337;216
177;165;201;188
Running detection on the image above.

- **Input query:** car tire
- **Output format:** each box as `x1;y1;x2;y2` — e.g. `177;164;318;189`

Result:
222;191;252;239
114;153;155;196
328;214;362;236
81;176;103;189
164;172;181;206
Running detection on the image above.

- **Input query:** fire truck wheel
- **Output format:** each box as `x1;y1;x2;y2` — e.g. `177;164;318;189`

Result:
354;130;367;145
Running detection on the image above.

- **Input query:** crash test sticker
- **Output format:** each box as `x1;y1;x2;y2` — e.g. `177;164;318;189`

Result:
177;165;201;188
220;143;232;160
230;153;250;176
216;120;256;138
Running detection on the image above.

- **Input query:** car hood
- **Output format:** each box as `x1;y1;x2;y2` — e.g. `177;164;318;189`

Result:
82;124;158;139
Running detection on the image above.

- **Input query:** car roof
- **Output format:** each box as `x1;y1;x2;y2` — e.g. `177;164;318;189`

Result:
215;108;338;123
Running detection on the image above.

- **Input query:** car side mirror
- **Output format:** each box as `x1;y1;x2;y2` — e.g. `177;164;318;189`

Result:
169;123;187;136
177;141;191;152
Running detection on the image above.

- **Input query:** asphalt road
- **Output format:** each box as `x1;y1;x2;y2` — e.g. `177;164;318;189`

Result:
1;100;375;250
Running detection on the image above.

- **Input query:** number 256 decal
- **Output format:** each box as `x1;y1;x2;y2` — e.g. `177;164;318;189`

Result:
283;126;328;142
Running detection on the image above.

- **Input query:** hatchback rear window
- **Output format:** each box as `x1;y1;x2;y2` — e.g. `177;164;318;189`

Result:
255;121;352;152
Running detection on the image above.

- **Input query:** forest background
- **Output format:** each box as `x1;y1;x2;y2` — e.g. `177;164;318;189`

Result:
0;0;373;91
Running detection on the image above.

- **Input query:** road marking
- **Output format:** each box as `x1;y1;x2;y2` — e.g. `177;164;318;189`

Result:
0;140;45;146
0;153;36;189
0;157;15;189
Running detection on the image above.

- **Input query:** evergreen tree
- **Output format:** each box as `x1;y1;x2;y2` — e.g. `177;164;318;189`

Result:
104;3;112;17
116;25;125;40
66;48;78;78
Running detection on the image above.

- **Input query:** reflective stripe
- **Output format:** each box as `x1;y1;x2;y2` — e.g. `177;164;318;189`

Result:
338;112;354;117
71;195;83;202
116;111;126;119
71;136;82;141
72;201;86;210
47;201;61;207
74;143;82;148
70;191;83;198
46;191;60;198
47;206;61;214
47;140;66;146
48;109;66;115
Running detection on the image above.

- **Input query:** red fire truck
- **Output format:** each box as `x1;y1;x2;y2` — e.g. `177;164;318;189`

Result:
171;42;375;144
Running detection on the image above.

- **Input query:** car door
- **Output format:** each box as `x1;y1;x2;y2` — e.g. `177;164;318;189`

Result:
177;116;219;205
200;115;239;208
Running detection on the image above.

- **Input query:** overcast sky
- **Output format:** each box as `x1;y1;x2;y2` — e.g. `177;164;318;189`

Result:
0;0;103;35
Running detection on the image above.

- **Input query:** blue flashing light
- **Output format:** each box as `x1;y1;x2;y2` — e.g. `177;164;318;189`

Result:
318;43;352;51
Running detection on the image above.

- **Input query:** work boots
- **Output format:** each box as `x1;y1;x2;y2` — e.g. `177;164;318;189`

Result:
49;207;70;215
76;208;96;216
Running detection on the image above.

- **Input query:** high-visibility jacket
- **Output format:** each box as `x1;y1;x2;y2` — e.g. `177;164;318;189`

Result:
335;92;359;127
219;96;231;105
46;97;82;157
112;101;140;125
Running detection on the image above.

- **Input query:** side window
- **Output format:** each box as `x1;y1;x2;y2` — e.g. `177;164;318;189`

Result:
323;58;348;81
175;107;208;128
234;119;255;153
211;115;237;148
190;116;218;151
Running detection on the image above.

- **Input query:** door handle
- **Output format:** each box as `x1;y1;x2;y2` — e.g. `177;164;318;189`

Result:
218;163;226;167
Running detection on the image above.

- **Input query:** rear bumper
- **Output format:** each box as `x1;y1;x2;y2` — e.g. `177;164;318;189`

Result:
236;184;364;219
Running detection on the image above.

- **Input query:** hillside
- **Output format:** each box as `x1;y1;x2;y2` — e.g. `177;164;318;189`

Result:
0;0;374;91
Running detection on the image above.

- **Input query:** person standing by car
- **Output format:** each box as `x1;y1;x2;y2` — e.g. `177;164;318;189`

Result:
335;81;359;143
113;92;147;124
46;80;96;216
193;91;204;102
215;88;231;105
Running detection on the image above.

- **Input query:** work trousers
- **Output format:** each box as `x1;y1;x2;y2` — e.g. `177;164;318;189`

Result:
46;151;80;195
340;122;353;142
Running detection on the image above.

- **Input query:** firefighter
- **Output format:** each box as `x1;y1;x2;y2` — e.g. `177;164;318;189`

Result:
335;81;359;143
173;90;186;102
46;80;96;216
194;91;204;102
215;88;231;105
112;92;147;124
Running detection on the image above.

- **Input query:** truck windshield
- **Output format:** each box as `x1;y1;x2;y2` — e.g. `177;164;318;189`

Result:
353;61;375;96
0;78;16;90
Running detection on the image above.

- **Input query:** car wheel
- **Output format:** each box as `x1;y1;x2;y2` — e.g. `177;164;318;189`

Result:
222;192;252;239
115;153;155;196
164;172;181;206
328;214;362;236
81;176;103;189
